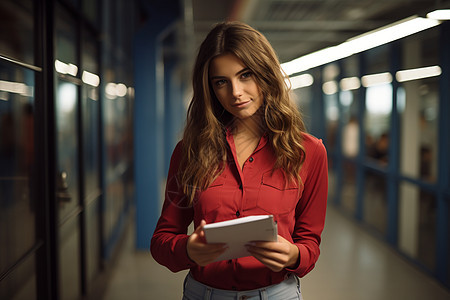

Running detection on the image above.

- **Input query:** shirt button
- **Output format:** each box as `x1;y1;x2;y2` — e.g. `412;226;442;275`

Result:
249;157;254;162
236;210;240;217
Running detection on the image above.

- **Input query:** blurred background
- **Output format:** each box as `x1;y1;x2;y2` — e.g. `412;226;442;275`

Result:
0;0;449;299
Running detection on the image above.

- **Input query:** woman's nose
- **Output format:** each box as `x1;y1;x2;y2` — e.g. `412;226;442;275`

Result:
231;80;243;99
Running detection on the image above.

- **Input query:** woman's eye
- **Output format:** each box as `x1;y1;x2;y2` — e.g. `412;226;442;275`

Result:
215;79;226;86
241;72;253;79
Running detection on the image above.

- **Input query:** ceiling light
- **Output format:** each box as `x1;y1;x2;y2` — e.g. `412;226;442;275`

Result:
396;66;442;82
82;71;100;87
361;72;393;87
340;77;360;91
427;9;450;20
322;81;338;95
281;16;441;75
289;74;314;90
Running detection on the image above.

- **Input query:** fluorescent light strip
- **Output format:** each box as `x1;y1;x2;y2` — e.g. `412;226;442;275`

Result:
427;9;450;20
340;77;360;91
361;72;393;87
55;59;78;76
290;73;314;90
322;81;338;95
396;66;442;82
281;16;441;75
82;71;100;87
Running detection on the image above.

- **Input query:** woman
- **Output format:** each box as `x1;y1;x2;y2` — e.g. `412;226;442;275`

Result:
151;21;328;299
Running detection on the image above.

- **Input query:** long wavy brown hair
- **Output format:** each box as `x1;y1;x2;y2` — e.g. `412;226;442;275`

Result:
180;21;306;204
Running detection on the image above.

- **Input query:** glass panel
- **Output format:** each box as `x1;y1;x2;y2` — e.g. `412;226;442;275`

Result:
0;59;36;273
85;199;101;286
323;64;339;202
341;55;360;159
83;0;98;27
0;253;36;300
292;79;312;131
342;161;357;214
104;179;125;256
399;182;436;271
363;45;391;165
448;196;450;287
0;0;34;66
59;216;81;300
399;27;439;183
398;78;439;182
363;171;387;234
55;79;80;222
82;32;100;195
364;83;392;165
55;5;78;73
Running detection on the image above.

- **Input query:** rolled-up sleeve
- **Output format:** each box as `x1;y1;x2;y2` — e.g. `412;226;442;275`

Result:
288;139;328;277
150;142;195;272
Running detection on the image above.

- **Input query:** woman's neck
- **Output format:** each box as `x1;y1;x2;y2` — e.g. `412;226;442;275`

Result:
232;115;264;141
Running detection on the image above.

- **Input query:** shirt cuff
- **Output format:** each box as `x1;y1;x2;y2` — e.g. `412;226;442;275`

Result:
176;235;197;269
285;244;311;276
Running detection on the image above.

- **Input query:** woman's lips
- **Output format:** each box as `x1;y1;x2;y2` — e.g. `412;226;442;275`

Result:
232;100;250;108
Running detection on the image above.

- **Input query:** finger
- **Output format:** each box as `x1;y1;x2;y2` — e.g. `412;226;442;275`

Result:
249;251;284;272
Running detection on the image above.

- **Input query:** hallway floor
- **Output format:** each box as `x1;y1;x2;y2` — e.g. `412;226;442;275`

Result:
102;206;450;300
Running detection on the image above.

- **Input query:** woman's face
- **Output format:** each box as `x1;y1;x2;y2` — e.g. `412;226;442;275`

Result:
209;53;263;121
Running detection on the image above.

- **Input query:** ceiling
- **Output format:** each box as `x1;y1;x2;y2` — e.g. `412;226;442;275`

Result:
186;0;448;64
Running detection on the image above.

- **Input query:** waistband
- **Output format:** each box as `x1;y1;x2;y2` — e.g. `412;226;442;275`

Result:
183;272;301;300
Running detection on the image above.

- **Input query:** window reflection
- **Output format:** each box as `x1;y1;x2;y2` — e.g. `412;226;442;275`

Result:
399;28;439;183
364;83;392;165
399;182;436;272
363;171;387;234
0;59;36;294
0;0;34;65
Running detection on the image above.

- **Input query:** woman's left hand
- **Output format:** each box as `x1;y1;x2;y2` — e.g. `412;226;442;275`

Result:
246;235;299;272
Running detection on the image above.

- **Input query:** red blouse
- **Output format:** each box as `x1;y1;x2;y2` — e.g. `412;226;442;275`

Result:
151;131;328;291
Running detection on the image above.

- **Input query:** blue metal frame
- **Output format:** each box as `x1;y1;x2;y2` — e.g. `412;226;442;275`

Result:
133;10;178;250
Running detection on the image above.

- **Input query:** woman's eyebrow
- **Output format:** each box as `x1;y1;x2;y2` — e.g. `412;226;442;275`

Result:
210;67;250;80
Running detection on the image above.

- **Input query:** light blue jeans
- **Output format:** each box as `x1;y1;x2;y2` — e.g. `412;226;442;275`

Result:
182;272;303;300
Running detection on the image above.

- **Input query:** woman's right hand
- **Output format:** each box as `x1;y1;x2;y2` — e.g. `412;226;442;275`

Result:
187;220;228;266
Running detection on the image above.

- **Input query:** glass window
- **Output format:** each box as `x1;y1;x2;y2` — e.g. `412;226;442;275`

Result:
83;0;99;27
55;5;78;71
363;170;387;235
85;199;101;286
55;79;80;222
0;0;35;66
363;45;392;165
55;4;80;222
399;28;439;183
82;32;100;196
59;216;81;300
398;78;439;182
448;196;450;287
323;63;340;155
364;83;392;164
0;59;36;273
398;181;436;272
0;253;36;300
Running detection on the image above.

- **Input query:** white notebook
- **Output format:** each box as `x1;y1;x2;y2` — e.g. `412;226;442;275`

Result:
203;215;278;261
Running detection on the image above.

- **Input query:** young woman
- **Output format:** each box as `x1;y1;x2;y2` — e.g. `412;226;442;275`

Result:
151;21;328;299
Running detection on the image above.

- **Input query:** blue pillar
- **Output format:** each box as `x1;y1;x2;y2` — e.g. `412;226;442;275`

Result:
133;10;178;250
163;58;186;175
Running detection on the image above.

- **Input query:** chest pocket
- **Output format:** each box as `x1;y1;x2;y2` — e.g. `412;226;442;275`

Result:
194;174;226;223
257;170;300;214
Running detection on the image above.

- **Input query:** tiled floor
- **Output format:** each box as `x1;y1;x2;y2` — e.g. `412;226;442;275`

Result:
102;206;450;300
